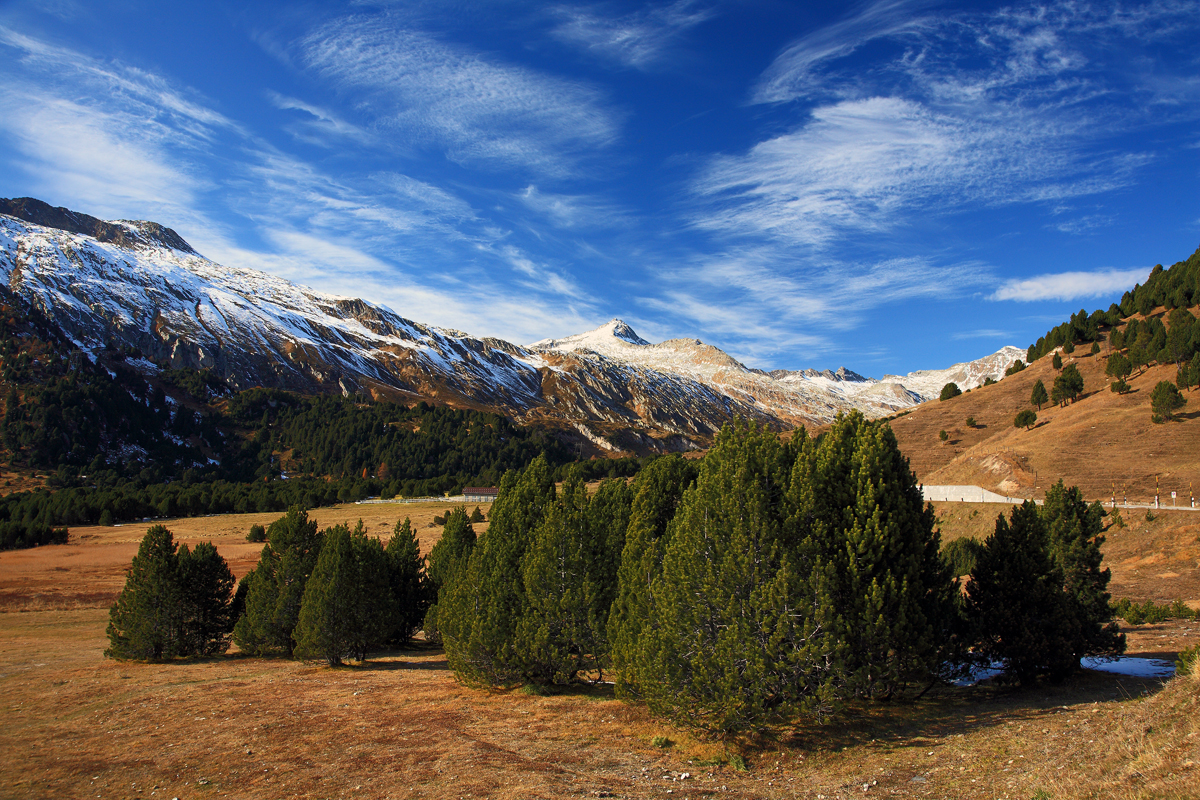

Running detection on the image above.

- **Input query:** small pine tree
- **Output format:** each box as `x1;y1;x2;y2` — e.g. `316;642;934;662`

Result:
233;507;324;656
1063;339;1075;354
1180;361;1194;392
1052;352;1063;370
1105;352;1132;380
106;525;183;660
469;506;485;523
1030;379;1048;410
965;416;976;428
385;517;428;647
246;523;266;543
1190;353;1200;391
1014;409;1037;430
1090;342;1100;355
1111;378;1130;394
939;429;949;442
967;502;1077;684
939;383;962;401
1150;380;1186;422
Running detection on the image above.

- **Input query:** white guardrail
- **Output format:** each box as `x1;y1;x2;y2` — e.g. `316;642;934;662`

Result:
355;495;467;505
922;485;1198;511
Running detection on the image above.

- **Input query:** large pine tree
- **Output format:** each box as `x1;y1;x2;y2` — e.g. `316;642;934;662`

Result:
293;522;395;665
789;413;953;700
106;525;184;660
440;455;556;684
176;541;237;657
1041;481;1124;661
636;422;826;733
385;517;428;647
513;472;605;684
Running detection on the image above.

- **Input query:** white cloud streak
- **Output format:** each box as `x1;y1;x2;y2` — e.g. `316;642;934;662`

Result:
548;0;714;70
991;268;1148;302
295;16;620;177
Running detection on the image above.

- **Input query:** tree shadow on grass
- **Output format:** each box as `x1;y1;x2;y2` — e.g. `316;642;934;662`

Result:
767;669;1169;756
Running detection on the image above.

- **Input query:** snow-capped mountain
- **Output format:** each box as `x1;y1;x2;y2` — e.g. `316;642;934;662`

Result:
0;198;1023;452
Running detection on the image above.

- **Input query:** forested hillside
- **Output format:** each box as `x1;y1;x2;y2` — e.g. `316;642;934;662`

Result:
0;288;593;549
1026;245;1200;364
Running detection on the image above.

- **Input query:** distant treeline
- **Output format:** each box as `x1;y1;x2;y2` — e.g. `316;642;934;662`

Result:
1027;246;1200;363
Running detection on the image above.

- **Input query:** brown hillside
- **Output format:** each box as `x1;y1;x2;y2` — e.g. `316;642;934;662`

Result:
889;315;1200;505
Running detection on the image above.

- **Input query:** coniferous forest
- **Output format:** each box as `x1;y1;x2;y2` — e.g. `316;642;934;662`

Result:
106;413;1126;735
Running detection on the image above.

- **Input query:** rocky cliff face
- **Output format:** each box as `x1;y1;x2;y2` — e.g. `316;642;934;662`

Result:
0;199;1024;452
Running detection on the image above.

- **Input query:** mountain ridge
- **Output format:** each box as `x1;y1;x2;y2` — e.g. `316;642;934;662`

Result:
0;198;1024;452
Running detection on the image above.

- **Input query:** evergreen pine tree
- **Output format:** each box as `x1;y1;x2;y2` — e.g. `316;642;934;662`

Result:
1040;481;1124;661
1190;353;1200;390
788;412;953;700
440;455;556;685
1150;380;1187;422
637;422;823;733
967;502;1077;684
607;454;697;699
232;507;324;656
584;476;633;653
385;517;428;647
1052;352;1063;370
106;525;183;660
426;507;475;595
1030;379;1048;410
176;541;236;656
513;472;604;684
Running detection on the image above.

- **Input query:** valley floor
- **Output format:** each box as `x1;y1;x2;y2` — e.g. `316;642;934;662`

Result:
2;505;1199;800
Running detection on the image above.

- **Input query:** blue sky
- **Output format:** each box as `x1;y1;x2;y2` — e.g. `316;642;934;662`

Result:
1;0;1198;376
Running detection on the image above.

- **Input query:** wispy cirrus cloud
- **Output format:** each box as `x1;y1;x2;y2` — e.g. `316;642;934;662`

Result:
548;0;714;70
517;184;631;229
991;268;1148;302
952;329;1011;340
294;16;621;177
753;0;931;105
